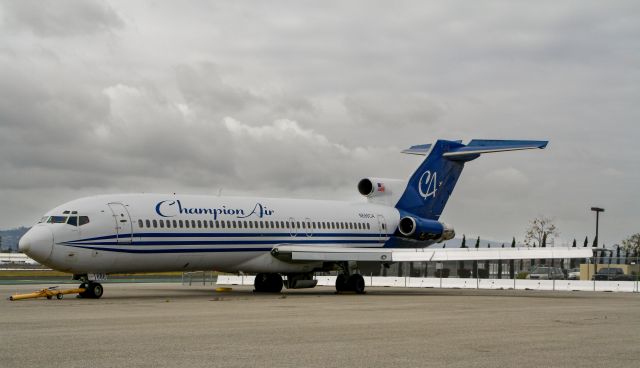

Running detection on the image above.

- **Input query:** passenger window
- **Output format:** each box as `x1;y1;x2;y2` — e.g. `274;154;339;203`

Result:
215;220;220;228
185;220;190;228
179;220;183;228
265;221;270;229
227;220;231;228
138;219;144;228
159;220;165;228
232;220;237;228
197;220;202;228
152;220;158;228
243;220;248;228
367;223;371;230
270;221;275;228
209;220;214;228
173;220;178;228
221;221;226;229
67;216;78;226
145;219;151;228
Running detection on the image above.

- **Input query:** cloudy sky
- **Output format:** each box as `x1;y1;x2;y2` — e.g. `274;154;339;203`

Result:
1;1;638;246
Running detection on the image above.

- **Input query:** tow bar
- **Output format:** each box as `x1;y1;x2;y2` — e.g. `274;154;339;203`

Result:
9;286;86;301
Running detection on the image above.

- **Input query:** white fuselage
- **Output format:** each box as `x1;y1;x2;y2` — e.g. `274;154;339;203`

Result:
20;194;400;275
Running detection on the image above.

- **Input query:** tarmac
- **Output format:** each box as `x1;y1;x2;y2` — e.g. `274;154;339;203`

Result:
1;283;639;368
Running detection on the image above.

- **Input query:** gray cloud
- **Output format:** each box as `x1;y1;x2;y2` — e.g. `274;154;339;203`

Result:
0;0;639;247
2;0;123;37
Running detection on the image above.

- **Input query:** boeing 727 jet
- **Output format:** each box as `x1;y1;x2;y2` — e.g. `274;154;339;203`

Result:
19;139;592;298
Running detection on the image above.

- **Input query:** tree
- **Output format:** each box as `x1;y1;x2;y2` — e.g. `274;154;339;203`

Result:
570;239;577;268
497;244;504;279
472;236;480;278
622;233;640;256
583;236;588;247
524;216;559;247
457;235;467;278
510;237;516;279
540;233;547;265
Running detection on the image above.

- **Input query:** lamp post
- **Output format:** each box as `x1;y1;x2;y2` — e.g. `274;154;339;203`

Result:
591;207;604;277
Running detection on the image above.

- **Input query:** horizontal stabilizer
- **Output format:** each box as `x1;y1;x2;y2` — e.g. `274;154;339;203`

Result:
442;140;548;161
401;140;547;160
272;245;593;263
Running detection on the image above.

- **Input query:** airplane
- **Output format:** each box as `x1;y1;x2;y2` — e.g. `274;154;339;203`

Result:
18;139;592;298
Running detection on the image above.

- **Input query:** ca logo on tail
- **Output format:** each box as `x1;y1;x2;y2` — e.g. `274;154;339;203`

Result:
418;170;438;199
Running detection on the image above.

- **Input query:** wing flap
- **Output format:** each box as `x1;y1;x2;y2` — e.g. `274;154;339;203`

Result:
273;245;593;262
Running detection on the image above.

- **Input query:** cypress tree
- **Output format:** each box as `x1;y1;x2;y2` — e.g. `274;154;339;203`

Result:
540;233;547;265
570;238;577;268
497;244;504;279
458;235;467;278
472;236;480;278
584;236;588;247
510;237;516;279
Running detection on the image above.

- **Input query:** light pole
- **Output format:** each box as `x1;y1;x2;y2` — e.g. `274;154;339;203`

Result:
591;207;604;277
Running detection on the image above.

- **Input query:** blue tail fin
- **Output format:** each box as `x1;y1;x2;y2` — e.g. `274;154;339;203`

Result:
395;139;548;220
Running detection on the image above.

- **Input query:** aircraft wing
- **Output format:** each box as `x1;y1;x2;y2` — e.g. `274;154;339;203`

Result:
271;245;594;263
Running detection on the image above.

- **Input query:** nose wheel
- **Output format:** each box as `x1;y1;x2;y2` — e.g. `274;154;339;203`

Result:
78;282;104;299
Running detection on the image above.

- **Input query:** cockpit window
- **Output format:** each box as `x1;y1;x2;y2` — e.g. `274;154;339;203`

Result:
48;216;68;224
67;216;78;226
38;216;49;223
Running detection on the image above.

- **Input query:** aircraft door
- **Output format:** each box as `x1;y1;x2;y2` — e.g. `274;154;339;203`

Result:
108;203;133;244
377;214;387;243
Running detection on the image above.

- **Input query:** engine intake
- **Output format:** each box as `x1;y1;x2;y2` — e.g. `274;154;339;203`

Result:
398;216;455;242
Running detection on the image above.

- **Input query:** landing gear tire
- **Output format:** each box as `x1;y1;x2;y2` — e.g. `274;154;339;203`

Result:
56;293;63;300
254;273;283;293
347;274;366;294
335;274;348;293
79;282;103;299
336;274;366;294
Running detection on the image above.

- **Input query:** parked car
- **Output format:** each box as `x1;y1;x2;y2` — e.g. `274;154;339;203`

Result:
567;268;581;280
591;267;634;281
527;266;565;280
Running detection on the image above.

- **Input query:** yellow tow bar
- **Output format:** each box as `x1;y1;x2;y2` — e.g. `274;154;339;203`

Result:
9;287;86;301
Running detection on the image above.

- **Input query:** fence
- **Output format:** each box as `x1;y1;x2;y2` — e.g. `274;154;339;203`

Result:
215;274;640;293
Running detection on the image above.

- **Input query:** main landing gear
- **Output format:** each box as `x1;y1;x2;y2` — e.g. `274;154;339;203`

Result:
335;262;366;294
78;282;104;299
254;273;283;293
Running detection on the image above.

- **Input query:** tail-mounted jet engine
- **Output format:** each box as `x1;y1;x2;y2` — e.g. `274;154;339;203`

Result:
398;216;455;242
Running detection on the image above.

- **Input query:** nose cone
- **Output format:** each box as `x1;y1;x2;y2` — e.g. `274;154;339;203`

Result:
19;226;54;263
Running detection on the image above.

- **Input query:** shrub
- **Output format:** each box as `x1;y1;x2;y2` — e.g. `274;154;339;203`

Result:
516;271;529;279
457;269;471;278
434;268;450;278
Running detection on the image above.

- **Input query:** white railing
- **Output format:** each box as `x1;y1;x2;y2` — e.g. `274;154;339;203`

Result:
215;275;640;293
